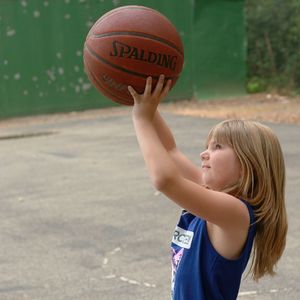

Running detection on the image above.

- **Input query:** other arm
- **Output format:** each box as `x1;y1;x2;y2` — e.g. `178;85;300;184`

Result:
153;111;202;184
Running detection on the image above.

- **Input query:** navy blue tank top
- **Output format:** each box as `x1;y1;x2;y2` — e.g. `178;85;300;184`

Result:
171;201;256;300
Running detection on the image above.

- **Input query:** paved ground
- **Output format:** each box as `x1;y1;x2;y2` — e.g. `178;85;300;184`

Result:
0;107;299;299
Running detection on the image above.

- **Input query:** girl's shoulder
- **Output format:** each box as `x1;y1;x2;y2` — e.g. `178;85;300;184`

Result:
239;199;256;225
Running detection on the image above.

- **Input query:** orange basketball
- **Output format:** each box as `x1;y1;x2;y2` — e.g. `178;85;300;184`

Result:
83;5;184;105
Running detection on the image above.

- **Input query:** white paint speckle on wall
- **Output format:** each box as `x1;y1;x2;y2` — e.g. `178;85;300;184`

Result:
6;27;16;37
112;0;120;6
20;0;28;7
58;67;64;75
46;69;56;81
33;11;41;18
82;83;91;91
14;73;21;80
75;85;80;93
86;21;93;28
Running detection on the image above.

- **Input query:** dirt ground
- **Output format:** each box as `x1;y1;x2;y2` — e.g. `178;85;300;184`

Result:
161;93;300;125
0;93;300;129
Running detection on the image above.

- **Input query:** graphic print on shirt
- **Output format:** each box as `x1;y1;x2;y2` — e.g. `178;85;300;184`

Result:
171;225;194;297
172;225;194;249
171;247;184;296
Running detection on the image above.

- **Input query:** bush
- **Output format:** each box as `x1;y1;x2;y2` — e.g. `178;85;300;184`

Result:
246;77;267;93
246;0;300;93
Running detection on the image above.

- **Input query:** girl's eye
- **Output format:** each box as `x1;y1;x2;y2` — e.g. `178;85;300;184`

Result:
215;143;222;149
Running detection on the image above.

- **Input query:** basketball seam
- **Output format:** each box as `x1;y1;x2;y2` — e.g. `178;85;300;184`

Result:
96;6;172;28
84;44;178;81
90;31;183;56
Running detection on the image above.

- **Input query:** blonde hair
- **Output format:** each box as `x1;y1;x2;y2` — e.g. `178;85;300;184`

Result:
206;119;288;280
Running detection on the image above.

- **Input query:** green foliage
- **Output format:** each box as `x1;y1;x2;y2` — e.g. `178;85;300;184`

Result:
246;0;300;93
246;76;267;93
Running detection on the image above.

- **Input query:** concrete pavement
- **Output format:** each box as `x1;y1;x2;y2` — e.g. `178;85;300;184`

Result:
0;107;299;299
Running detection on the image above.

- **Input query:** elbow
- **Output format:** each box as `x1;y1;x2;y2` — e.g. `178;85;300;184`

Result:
152;173;177;192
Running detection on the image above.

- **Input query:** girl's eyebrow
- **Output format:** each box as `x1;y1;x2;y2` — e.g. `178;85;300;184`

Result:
208;140;217;146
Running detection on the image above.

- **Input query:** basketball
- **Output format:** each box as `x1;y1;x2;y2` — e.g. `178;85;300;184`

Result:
83;5;184;105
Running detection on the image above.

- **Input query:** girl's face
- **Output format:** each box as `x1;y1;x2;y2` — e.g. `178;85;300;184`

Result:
200;140;241;191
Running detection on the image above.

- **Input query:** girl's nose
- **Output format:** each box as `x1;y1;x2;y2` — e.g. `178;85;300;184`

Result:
200;150;209;161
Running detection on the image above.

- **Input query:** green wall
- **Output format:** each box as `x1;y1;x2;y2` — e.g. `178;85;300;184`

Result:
193;0;246;99
0;0;245;119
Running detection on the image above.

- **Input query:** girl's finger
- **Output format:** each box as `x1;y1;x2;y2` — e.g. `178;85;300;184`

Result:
144;76;152;95
128;85;138;98
153;74;165;97
160;79;172;99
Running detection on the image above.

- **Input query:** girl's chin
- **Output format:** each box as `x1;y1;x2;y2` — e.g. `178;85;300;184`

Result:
202;183;213;190
202;182;221;191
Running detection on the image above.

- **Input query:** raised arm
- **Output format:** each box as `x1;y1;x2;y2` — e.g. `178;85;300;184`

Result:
153;111;202;184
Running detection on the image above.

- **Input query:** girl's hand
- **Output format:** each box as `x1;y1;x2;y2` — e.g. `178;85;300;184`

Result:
128;74;172;121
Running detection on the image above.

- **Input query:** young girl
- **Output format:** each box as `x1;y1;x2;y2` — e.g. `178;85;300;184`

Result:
128;75;287;300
